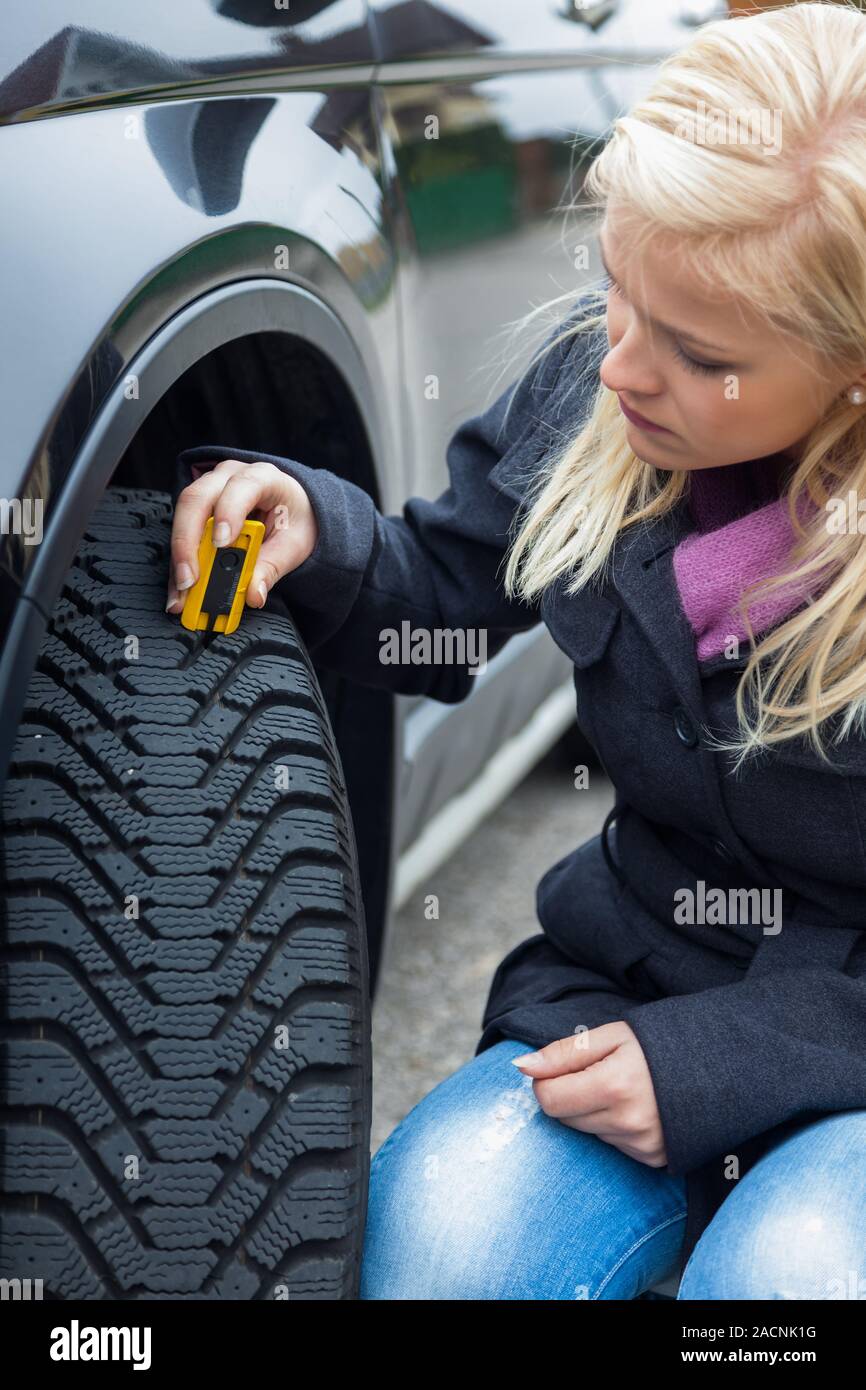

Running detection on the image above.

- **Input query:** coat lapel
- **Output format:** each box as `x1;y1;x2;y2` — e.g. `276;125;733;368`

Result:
609;495;704;719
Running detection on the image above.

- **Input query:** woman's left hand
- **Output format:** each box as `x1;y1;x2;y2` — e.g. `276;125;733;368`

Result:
511;1021;668;1168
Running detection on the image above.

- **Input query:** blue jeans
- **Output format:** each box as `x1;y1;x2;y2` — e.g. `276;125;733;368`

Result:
360;1037;866;1299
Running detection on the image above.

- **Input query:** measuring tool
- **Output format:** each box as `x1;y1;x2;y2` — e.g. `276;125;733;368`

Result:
179;515;266;634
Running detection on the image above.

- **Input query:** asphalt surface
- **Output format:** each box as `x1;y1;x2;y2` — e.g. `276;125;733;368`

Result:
369;731;615;1155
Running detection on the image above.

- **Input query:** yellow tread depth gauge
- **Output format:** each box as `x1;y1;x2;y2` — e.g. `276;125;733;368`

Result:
180;515;266;634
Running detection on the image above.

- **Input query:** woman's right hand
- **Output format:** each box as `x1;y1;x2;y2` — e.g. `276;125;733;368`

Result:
165;458;320;614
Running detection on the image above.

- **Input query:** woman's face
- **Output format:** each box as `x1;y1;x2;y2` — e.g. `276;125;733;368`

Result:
598;219;864;472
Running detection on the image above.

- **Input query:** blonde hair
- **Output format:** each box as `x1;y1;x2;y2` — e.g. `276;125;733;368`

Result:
501;1;866;774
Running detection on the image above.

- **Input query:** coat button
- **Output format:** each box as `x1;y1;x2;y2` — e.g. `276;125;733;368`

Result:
673;705;698;746
713;838;735;865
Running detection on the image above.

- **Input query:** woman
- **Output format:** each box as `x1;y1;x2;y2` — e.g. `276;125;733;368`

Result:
168;3;866;1299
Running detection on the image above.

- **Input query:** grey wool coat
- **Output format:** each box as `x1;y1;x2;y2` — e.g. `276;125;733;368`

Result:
175;292;866;1272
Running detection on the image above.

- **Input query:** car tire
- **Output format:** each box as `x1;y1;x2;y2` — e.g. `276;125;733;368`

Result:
0;487;372;1300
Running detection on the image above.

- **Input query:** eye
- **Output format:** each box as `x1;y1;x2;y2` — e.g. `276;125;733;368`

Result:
672;342;725;376
605;273;730;375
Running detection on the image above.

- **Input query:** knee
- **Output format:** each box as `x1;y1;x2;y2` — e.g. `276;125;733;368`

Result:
680;1113;866;1300
359;1044;540;1299
679;1195;865;1300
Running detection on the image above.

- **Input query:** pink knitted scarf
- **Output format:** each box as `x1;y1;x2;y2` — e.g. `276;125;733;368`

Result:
673;455;820;663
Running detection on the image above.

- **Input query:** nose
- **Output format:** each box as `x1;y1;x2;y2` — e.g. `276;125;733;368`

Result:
599;321;664;400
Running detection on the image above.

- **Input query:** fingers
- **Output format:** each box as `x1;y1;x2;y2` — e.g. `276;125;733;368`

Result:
246;551;280;609
529;1057;619;1120
245;474;319;608
169;459;248;601
166;459;317;616
211;464;295;552
511;1023;622;1077
245;510;318;608
558;1111;668;1166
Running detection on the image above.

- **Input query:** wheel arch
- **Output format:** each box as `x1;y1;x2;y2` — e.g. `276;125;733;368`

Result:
0;278;397;988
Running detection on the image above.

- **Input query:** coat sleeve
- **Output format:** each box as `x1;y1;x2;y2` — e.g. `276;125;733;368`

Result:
174;300;595;704
620;936;866;1176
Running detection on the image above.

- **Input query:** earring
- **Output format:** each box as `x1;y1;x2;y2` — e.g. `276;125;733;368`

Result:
848;385;866;404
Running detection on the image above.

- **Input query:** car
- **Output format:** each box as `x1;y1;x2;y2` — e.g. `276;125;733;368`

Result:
0;0;700;1301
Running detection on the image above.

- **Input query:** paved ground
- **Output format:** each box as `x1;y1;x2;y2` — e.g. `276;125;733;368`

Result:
369;731;614;1154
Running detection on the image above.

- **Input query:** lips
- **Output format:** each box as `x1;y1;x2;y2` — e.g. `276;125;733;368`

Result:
618;397;670;432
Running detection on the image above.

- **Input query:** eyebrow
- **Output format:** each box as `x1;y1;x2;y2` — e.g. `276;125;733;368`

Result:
599;240;734;357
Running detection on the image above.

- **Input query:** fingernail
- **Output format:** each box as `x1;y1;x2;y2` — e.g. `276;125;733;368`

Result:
165;591;180;612
511;1052;540;1067
175;563;194;589
257;580;268;603
213;522;231;546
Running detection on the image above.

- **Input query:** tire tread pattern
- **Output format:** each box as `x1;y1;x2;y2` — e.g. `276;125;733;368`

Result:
0;489;372;1299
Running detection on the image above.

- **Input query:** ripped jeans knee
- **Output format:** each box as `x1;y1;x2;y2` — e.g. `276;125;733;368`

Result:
360;1037;687;1300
